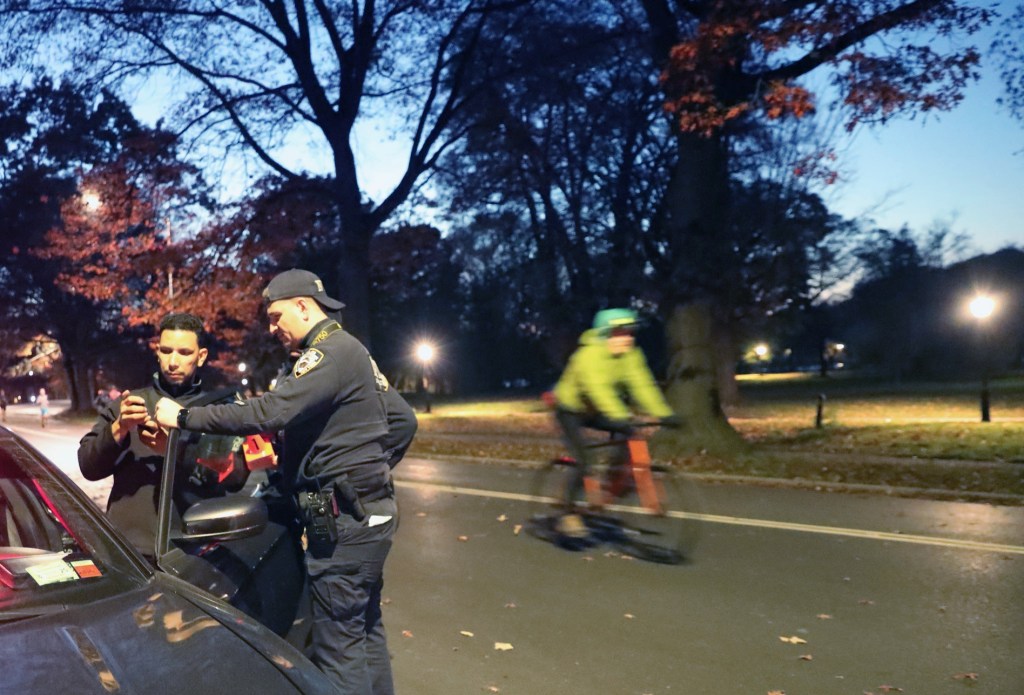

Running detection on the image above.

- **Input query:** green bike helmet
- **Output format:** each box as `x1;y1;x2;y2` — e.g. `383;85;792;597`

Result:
592;308;639;336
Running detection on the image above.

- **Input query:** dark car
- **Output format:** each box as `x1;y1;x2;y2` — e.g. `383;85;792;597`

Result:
157;429;309;644
0;425;333;694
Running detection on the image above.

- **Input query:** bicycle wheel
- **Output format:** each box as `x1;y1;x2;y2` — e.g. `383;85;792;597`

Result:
604;464;702;564
526;459;594;550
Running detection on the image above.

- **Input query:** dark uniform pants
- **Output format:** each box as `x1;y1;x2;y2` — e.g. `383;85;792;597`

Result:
306;496;398;694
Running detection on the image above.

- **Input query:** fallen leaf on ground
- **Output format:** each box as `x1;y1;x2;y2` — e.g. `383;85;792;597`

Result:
799;654;813;661
494;642;514;651
877;686;903;693
858;599;875;606
460;630;474;637
401;630;413;638
504;602;517;609
779;636;807;644
952;672;979;681
768;690;786;695
513;524;522;535
624;613;635;619
496;514;508;522
415;512;427;517
458;535;469;542
486;686;500;693
816;613;832;620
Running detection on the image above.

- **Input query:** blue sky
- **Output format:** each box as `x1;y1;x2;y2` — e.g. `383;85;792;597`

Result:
825;54;1024;255
121;16;1023;258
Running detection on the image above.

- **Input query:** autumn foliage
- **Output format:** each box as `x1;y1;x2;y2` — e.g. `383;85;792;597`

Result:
32;130;271;368
659;0;993;136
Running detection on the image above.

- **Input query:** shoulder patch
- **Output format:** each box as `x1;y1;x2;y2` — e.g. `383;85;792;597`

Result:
293;348;325;378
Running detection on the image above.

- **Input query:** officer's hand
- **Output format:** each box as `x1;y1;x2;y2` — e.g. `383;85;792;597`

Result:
659;414;683;429
154;397;183;429
138;419;169;454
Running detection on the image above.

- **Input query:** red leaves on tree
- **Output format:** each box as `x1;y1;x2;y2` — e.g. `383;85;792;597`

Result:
658;1;993;136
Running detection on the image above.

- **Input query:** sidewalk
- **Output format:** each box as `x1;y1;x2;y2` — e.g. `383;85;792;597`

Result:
3;399;112;508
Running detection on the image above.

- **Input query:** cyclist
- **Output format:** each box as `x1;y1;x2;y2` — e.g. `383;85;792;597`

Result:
551;308;679;537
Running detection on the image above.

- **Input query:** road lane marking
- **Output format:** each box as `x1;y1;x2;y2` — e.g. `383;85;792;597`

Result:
395;479;1024;556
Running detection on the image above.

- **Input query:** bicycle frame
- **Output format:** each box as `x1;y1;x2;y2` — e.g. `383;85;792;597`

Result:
580;437;666;515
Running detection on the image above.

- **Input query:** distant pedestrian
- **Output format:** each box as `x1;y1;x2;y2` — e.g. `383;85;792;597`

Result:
0;389;7;423
38;387;49;428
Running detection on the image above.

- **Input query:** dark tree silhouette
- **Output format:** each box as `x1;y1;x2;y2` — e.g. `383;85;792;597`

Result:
0;0;533;343
636;0;993;455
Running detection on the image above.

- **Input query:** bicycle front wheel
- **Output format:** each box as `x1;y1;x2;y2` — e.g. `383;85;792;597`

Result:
606;464;702;564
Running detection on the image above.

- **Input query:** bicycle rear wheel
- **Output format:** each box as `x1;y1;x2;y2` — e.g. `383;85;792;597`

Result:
605;464;702;564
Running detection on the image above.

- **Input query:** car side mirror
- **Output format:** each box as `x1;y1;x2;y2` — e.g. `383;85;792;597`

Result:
177;496;268;542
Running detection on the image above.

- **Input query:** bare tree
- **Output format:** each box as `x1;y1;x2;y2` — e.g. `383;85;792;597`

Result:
1;0;531;341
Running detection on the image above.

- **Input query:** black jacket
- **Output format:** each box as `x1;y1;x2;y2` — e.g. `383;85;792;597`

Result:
184;319;392;496
79;374;245;555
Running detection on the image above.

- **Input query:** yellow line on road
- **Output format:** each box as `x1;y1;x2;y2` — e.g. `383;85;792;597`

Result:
395;479;1024;556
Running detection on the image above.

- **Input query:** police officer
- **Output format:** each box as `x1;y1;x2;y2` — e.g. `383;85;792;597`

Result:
155;269;406;695
79;312;248;559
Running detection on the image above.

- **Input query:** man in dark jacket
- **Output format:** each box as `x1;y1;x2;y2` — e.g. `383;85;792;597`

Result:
78;312;246;558
155;269;414;695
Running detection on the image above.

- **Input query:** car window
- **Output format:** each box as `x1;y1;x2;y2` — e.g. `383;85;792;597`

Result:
0;444;144;620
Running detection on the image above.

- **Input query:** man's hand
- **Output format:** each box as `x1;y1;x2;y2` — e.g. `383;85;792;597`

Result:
154;397;183;429
138;419;169;454
111;391;150;443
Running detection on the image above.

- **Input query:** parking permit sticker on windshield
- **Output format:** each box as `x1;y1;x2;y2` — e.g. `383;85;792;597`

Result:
26;560;79;586
70;560;102;578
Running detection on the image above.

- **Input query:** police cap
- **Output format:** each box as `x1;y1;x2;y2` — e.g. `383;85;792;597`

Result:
263;269;345;310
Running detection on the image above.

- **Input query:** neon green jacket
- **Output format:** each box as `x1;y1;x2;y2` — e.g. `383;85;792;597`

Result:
553;328;674;421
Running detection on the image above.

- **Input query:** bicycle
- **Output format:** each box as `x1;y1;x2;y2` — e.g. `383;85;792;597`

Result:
527;422;702;565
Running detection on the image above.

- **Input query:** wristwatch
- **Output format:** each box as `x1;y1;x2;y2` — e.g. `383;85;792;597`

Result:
176;408;190;430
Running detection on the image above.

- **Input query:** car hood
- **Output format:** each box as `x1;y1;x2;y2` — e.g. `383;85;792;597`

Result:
0;574;331;694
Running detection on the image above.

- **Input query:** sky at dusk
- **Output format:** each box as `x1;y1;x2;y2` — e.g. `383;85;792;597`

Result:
121;17;1024;259
826;64;1024;255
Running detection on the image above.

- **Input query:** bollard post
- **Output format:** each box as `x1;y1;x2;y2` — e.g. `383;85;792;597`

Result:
815;393;826;428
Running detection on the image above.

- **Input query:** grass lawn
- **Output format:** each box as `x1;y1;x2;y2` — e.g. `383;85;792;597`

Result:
408;372;1024;501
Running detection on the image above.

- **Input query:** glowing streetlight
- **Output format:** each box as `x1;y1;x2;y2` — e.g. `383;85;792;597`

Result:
415;343;435;365
238;362;247;373
969;295;995;320
753;343;769;359
81;190;102;211
414;342;436;413
968;293;998;422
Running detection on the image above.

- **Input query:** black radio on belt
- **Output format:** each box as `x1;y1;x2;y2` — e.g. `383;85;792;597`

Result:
298;489;339;545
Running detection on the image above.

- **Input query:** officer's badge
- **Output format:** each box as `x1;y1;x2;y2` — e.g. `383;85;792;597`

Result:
293;348;324;378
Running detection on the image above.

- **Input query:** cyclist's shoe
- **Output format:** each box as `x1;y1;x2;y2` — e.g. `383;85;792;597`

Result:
556;513;589;539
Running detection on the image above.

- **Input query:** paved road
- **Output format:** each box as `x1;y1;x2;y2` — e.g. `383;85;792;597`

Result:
8;404;1024;694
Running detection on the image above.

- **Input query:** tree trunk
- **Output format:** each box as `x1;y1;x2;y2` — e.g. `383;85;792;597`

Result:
339;230;372;346
659;301;746;457
61;354;92;413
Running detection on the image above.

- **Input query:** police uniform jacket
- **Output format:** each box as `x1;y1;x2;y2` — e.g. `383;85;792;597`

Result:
181;319;391;497
78;374;245;554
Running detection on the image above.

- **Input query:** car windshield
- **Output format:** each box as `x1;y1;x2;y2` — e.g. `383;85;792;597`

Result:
0;437;145;621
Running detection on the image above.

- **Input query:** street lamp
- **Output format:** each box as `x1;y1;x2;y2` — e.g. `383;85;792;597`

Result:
968;294;997;422
81;190;102;211
415;342;435;414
